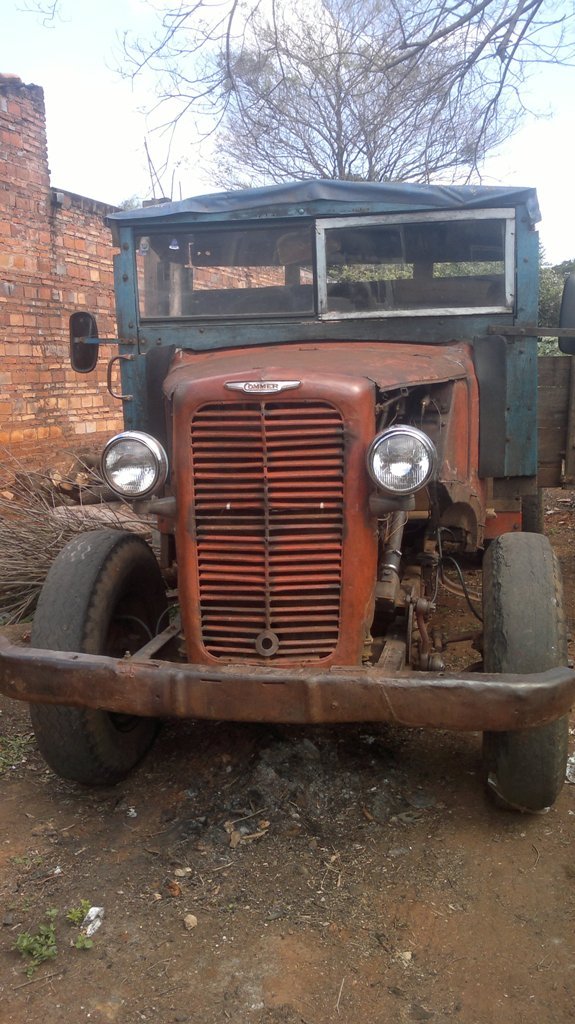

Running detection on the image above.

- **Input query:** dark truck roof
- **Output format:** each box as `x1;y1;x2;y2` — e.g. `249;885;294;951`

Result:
108;179;540;237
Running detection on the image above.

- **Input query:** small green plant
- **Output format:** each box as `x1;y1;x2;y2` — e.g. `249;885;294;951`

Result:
66;899;91;925
13;909;58;976
10;851;43;871
66;899;96;954
0;733;34;774
13;900;98;973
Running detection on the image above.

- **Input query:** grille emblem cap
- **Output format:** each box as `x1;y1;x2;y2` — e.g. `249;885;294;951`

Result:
255;630;280;657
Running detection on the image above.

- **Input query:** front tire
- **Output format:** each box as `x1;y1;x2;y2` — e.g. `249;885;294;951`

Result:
30;529;167;785
482;532;569;811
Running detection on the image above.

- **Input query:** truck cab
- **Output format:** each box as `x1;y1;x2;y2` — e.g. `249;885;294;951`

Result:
1;180;574;811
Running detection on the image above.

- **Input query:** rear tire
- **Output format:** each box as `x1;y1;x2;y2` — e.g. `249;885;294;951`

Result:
30;530;167;785
482;532;569;811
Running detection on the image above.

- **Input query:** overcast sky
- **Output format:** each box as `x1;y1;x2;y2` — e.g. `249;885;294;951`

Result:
3;0;575;263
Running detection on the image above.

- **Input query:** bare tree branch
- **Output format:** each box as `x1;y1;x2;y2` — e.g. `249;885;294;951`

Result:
191;0;528;185
106;0;575;187
19;0;63;27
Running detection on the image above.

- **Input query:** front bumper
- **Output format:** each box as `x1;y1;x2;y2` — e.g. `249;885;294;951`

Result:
1;634;574;731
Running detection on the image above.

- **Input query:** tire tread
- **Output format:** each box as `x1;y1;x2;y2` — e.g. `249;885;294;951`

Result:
482;532;569;811
30;529;166;785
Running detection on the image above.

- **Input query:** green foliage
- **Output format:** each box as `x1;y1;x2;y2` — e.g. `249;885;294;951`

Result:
119;195;144;210
553;258;575;278
66;899;91;925
13;909;58;976
539;263;564;328
13;899;97;975
538;251;575;351
328;262;412;283
0;732;34;774
538;337;560;355
67;899;95;953
10;852;43;870
434;261;501;278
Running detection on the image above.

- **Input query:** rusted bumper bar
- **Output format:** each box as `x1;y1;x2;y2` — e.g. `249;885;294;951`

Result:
1;635;575;731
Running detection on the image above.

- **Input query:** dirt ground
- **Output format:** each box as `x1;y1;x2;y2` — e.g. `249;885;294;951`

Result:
1;496;574;1024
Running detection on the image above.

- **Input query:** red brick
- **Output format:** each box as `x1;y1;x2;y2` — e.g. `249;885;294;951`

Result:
1;81;123;467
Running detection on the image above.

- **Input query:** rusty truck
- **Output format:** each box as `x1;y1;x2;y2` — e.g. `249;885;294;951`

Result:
2;180;575;811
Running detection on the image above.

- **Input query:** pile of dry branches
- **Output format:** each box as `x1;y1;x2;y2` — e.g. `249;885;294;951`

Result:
0;449;147;625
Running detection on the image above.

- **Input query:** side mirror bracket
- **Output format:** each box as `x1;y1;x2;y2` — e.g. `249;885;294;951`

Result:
69;312;100;373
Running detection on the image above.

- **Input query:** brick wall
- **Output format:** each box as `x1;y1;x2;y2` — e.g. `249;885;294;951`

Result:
0;74;123;470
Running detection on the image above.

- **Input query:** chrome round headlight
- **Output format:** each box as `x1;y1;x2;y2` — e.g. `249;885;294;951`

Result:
101;431;168;498
367;425;437;495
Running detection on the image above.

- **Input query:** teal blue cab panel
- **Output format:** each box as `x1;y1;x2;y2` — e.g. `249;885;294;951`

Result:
108;180;541;478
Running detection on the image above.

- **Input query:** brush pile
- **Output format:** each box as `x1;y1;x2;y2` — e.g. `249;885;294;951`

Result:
0;449;147;625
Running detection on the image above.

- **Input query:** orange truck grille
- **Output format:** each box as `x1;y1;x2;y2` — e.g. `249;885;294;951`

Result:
189;400;345;662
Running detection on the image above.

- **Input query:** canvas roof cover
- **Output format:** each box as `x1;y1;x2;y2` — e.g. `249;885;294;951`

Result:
108;179;540;235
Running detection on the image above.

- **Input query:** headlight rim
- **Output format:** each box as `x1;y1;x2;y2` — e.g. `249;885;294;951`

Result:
101;430;169;499
367;424;437;495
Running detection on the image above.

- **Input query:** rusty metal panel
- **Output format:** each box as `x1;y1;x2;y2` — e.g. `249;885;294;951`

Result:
1;636;575;732
189;400;345;661
174;371;378;668
163;341;473;400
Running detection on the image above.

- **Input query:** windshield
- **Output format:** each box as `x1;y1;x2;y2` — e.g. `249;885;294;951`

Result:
136;224;315;318
135;211;514;321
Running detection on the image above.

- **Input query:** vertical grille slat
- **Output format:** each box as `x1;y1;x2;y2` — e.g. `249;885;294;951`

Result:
190;400;345;662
